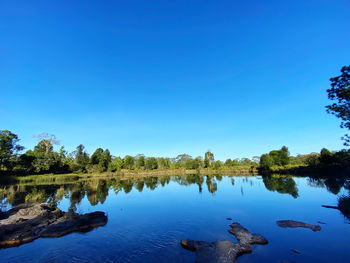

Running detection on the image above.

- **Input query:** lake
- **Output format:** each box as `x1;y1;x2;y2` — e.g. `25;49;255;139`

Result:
0;174;349;263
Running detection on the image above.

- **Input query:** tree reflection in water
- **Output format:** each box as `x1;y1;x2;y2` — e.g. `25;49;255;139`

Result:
262;175;299;198
1;174;349;213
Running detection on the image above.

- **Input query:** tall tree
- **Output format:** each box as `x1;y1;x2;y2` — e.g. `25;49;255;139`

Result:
0;130;24;170
204;151;214;168
74;144;89;172
279;146;290;166
326;66;350;146
98;149;112;172
32;139;59;173
135;155;145;169
124;155;135;170
90;148;104;165
33;133;60;155
145;157;158;170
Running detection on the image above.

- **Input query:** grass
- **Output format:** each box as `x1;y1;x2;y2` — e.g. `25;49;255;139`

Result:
1;167;257;187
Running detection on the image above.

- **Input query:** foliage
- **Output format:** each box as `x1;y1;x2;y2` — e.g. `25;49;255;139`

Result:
135;155;145;169
31;140;60;173
87;148;112;172
145;157;158;170
2;129;349;176
158;157;171;169
124;155;135;170
0;130;24;170
204;151;214;168
259;146;290;170
259;154;274;170
108;157;123;172
263;175;298;198
326;66;350;146
73;144;89;172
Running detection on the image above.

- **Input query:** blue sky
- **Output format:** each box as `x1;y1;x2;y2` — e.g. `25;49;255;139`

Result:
1;0;350;160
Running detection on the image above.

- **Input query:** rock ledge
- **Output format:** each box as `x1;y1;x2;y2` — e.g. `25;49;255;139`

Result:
0;203;107;248
181;222;268;263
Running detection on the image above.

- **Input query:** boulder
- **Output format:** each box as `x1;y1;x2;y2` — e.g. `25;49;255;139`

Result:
276;220;321;232
228;222;268;245
181;222;267;263
0;203;107;248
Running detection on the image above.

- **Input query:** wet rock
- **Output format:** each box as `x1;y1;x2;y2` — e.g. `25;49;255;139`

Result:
181;222;267;263
0;203;107;248
276;220;321;232
228;222;268;245
290;248;301;254
181;239;251;263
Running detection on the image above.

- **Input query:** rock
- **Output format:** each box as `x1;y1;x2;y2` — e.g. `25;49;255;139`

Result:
276;220;321;232
290;248;301;254
181;222;267;263
181;239;251;263
228;222;268;245
0;203;107;248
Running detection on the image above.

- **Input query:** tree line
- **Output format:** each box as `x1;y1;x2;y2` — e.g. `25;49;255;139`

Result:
258;145;350;174
0;131;259;175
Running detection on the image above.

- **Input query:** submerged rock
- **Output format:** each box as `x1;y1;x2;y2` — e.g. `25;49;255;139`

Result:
181;239;251;263
276;220;321;232
290;248;301;254
0;203;107;248
228;222;268;245
181;222;268;263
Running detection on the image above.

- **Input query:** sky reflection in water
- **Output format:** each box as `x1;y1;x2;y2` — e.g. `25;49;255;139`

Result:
0;174;349;263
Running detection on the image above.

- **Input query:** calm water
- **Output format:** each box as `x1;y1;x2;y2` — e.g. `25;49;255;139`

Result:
0;174;349;263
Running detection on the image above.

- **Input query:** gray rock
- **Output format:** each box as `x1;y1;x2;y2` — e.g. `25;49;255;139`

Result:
0;203;107;248
277;220;321;232
228;222;268;245
181;222;268;263
181;239;251;263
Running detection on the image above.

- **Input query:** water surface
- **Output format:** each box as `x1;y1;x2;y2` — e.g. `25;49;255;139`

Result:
0;174;349;262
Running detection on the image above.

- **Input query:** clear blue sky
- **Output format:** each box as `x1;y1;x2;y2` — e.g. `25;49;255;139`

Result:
1;0;350;160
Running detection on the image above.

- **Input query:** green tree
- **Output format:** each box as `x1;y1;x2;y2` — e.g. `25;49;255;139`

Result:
326;66;350;146
212;160;222;170
259;154;274;170
33;133;60;155
98;149;112;172
279;146;290;166
135;155;145;169
319;148;334;165
74;144;89;172
145;157;158;170
175;154;192;168
204;151;214;168
194;156;203;169
90;148;104;165
158;157;171;169
108;156;123;172
124;155;135;169
304;153;320;166
268;146;290;166
32;139;59;173
225;158;233;166
0;130;24;170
